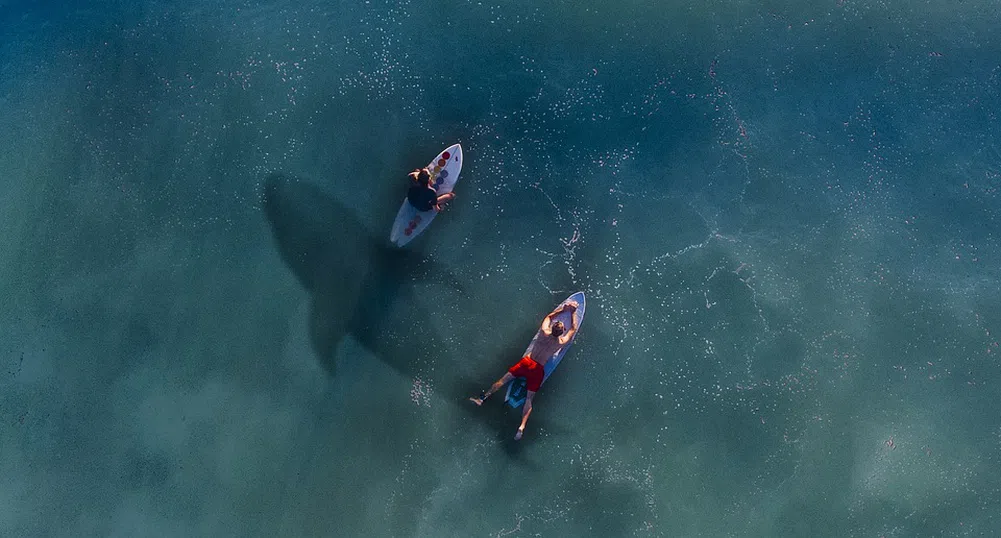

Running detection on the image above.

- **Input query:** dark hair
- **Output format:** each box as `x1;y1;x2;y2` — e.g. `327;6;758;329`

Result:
551;321;565;336
417;169;431;186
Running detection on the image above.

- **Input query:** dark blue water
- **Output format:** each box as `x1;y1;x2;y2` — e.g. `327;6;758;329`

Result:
3;0;1001;535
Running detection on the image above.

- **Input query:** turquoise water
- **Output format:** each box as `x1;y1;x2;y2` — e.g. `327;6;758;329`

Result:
3;0;1001;535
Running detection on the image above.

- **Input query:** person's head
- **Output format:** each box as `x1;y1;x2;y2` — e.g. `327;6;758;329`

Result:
551;320;565;337
417;168;431;186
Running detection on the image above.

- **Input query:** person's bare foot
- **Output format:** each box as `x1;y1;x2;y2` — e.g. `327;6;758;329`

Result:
514;426;525;440
469;397;484;406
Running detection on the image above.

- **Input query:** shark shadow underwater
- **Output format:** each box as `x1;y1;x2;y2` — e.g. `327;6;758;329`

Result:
262;171;570;446
261;171;462;375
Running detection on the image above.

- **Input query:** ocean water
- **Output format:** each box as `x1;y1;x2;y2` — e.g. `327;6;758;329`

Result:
3;0;1001;536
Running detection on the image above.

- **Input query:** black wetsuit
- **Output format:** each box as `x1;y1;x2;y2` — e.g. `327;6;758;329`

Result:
407;184;437;212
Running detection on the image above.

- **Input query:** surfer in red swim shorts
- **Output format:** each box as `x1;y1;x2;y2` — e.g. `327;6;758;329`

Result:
469;300;579;440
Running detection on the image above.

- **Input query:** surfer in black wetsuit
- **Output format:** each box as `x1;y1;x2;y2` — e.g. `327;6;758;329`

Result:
407;168;455;212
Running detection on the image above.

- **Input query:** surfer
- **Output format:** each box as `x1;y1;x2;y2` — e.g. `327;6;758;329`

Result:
407;168;455;212
469;300;579;440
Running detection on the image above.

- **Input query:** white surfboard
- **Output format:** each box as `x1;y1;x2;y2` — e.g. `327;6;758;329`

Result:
389;143;463;247
505;292;586;408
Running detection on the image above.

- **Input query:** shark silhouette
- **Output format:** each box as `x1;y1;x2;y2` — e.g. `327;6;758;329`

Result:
261;172;457;373
262;171;569;451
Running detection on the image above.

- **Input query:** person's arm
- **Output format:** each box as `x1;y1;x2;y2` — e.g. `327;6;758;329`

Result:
515;391;535;440
541;312;555;335
408;169;421;184
555;302;579;344
558;308;579;345
542;302;573;335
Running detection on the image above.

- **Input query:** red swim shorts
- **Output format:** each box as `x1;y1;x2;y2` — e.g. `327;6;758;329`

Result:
508;356;544;392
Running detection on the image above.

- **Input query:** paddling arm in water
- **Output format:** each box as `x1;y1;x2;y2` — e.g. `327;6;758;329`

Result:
469;300;579;440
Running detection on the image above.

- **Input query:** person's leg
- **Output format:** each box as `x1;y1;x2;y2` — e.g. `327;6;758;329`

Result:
469;372;514;406
435;192;456;210
514;390;536;440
